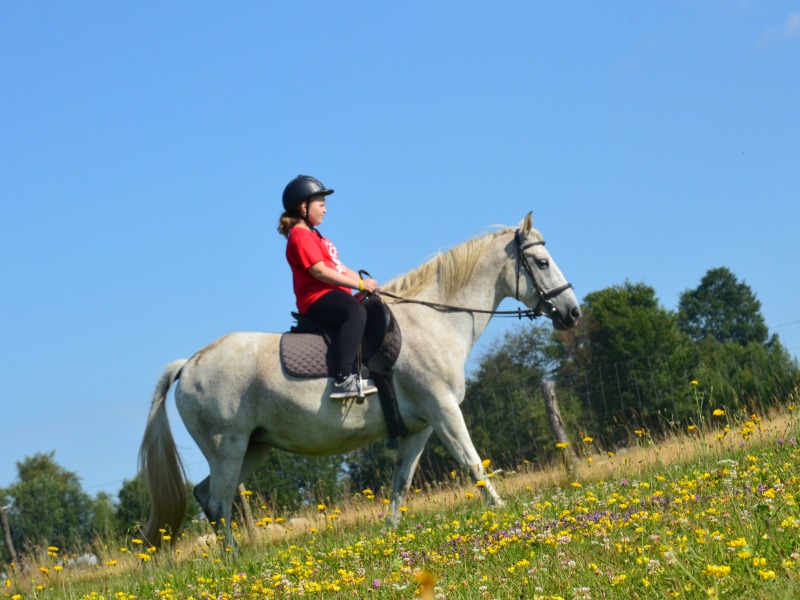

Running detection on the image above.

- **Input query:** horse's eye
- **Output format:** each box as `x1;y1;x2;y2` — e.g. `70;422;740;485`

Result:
536;258;549;269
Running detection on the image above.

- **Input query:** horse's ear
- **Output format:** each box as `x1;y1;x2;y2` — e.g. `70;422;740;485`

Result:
520;212;533;236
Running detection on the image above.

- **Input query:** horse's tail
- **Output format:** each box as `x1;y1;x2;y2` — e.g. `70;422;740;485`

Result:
138;359;189;547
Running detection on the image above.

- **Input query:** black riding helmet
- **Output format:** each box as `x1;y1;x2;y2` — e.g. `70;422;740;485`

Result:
282;175;334;213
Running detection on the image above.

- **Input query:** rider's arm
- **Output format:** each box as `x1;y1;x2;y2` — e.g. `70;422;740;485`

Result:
308;262;379;293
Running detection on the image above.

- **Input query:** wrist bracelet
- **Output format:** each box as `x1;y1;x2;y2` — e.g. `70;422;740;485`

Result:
358;279;364;292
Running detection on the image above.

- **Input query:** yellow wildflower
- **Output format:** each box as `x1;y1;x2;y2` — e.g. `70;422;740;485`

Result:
759;570;776;580
713;409;725;417
703;564;731;578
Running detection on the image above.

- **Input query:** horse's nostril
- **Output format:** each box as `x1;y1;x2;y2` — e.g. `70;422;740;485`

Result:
571;307;582;320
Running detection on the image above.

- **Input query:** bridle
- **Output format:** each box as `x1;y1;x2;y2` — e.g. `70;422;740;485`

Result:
514;229;574;318
377;229;574;320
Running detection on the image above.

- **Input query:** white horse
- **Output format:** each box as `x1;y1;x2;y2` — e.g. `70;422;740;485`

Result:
138;213;580;546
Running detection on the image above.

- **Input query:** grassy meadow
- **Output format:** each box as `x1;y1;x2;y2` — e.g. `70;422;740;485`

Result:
4;388;800;599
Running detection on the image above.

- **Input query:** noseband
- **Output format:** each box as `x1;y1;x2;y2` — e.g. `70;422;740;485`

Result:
514;229;574;317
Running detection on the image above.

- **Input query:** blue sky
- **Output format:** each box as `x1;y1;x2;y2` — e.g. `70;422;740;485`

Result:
2;2;798;496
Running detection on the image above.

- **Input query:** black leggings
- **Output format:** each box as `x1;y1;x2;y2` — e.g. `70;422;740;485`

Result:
304;289;367;377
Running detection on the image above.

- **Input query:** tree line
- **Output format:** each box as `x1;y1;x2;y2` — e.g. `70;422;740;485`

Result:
2;266;797;561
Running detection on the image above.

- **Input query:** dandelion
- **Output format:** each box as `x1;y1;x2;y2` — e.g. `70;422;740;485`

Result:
556;442;569;449
317;503;326;512
634;429;644;436
476;480;487;487
713;409;725;417
571;482;582;488
583;436;593;443
691;380;699;386
608;451;615;457
482;459;491;468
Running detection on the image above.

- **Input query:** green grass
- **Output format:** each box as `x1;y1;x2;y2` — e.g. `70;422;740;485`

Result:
5;399;800;599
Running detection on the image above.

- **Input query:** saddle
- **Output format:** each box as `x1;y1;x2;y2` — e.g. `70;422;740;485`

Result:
279;295;407;438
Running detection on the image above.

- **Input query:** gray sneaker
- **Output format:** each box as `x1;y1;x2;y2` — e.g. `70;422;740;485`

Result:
330;374;378;399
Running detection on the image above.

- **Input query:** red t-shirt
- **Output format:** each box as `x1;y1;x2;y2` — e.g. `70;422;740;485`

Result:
286;227;351;313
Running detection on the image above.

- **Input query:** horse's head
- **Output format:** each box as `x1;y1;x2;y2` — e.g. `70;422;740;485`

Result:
508;212;581;331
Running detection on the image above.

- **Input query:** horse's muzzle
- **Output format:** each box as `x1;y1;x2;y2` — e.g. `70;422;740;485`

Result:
551;305;581;330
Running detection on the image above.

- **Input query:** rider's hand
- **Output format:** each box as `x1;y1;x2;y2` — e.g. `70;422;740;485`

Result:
362;278;379;294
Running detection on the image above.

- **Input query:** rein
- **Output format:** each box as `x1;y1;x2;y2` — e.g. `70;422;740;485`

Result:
379;290;542;319
376;229;573;320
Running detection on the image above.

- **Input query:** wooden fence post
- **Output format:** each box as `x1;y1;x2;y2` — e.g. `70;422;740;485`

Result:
541;380;578;479
0;506;17;564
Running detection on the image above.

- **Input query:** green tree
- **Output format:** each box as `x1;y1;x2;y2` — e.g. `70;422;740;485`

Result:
553;281;690;444
116;477;150;537
466;324;562;464
90;491;117;541
678;267;769;345
342;440;397;499
116;475;201;538
243;452;345;513
4;452;93;552
686;337;799;413
416;323;576;479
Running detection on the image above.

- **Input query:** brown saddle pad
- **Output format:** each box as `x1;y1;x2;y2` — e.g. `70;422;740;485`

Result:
279;300;402;379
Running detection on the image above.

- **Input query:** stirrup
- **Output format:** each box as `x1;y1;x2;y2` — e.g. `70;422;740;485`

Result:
330;373;378;400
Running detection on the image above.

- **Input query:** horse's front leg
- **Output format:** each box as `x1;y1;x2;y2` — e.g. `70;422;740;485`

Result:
388;426;433;526
431;401;505;508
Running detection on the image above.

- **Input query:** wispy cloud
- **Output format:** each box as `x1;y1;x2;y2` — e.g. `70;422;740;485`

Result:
759;12;800;47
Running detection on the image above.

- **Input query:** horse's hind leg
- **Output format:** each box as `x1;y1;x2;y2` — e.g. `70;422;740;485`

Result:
388;427;433;526
199;435;251;546
194;440;272;531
